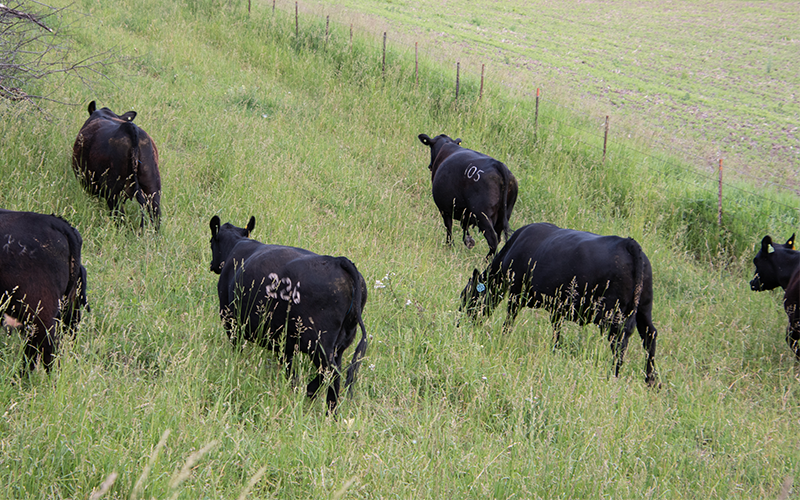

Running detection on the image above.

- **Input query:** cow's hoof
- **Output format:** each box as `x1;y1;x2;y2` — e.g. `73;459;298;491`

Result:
464;236;476;249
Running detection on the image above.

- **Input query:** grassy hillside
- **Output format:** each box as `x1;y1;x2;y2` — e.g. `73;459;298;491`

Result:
0;0;798;498
298;0;800;191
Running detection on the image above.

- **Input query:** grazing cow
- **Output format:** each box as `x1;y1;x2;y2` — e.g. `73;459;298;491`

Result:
461;222;658;386
418;133;518;257
72;100;161;229
0;209;89;371
749;234;800;358
209;215;368;412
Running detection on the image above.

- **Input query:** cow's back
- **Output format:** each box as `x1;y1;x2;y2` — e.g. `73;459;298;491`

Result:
72;103;162;227
432;149;506;210
0;210;86;368
0;211;73;295
234;246;353;308
73;115;135;193
503;223;642;312
226;244;362;347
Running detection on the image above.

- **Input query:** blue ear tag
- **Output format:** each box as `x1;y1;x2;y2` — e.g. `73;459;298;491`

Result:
476;283;486;293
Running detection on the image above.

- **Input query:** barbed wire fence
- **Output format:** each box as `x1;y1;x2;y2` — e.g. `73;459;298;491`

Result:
264;1;799;236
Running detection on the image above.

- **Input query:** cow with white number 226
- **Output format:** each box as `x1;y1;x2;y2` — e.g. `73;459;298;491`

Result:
209;215;368;413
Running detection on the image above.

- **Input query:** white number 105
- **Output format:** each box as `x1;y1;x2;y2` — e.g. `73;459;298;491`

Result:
465;164;484;182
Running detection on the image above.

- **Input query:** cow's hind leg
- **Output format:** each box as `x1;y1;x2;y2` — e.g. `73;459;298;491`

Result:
306;348;342;413
636;309;659;386
282;334;298;383
305;338;328;399
460;217;476;250
325;351;344;413
503;293;524;332
475;213;499;257
608;321;633;379
23;313;58;373
440;211;454;246
787;321;800;359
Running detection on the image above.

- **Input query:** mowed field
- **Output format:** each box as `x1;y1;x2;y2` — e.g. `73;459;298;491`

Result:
299;0;800;190
0;0;798;498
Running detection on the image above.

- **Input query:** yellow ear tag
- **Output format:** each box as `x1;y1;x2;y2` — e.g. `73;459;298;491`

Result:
768;246;775;253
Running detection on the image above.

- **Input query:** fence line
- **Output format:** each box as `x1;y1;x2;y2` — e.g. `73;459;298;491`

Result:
267;1;799;226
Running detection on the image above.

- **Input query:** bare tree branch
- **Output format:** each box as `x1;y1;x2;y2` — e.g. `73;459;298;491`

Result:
0;0;117;105
0;2;53;32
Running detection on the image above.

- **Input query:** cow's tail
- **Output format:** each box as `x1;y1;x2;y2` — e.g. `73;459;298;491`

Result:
121;121;146;208
496;161;513;242
338;257;368;394
59;220;87;329
625;238;645;316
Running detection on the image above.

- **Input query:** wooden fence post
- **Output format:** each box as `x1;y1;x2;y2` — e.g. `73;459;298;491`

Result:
325;15;329;47
534;88;540;141
382;32;387;75
718;159;723;226
273;0;275;14
455;62;460;100
479;64;484;100
602;115;609;163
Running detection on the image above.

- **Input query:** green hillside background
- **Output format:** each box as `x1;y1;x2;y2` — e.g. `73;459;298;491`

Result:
0;0;798;498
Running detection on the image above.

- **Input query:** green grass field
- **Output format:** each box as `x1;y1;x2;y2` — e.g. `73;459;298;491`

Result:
298;0;800;191
0;0;798;498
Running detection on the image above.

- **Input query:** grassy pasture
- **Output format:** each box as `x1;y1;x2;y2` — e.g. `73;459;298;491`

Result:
299;0;800;191
0;0;798;498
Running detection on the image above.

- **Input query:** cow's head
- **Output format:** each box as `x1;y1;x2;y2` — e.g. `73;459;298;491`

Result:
418;133;462;172
460;268;491;319
209;215;255;274
87;100;137;122
750;234;797;291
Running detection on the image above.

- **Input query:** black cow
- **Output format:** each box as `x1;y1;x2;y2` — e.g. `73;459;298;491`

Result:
461;222;658;386
749;234;800;358
209;215;368;412
72;101;161;229
0;209;89;371
418;133;518;257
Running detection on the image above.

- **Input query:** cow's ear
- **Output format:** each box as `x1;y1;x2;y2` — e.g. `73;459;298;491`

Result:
246;216;256;236
88;101;96;115
455;138;462;145
418;134;432;146
787;233;796;250
120;111;137;122
761;235;773;254
210;215;221;237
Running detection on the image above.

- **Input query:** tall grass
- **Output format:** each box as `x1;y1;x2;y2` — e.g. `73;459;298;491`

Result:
0;0;798;498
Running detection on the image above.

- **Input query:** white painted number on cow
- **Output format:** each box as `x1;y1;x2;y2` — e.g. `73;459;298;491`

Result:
266;273;301;304
465;164;484;182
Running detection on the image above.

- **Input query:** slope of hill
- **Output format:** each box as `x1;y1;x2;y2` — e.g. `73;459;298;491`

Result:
0;0;797;498
298;0;800;192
